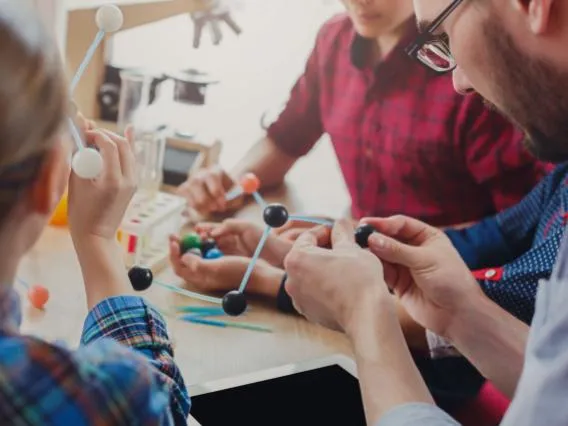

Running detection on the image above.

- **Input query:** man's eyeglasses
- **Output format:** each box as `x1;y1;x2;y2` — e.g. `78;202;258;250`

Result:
405;0;465;73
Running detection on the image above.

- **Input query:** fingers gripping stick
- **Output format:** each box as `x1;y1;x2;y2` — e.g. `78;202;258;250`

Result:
68;5;124;180
69;117;102;179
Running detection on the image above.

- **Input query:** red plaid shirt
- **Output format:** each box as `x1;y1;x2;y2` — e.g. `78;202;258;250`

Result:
267;14;552;226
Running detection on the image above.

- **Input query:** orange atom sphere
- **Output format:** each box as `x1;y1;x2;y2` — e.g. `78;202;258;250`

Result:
28;285;49;309
240;173;260;195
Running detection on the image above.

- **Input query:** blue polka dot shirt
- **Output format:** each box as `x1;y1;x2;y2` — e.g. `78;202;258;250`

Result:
446;163;568;324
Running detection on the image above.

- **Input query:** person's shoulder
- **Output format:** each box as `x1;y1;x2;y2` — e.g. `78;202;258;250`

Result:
544;162;568;190
0;334;171;423
314;12;354;47
522;161;568;203
0;333;152;385
319;12;353;34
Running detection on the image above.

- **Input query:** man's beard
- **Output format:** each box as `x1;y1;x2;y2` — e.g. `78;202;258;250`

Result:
482;18;568;163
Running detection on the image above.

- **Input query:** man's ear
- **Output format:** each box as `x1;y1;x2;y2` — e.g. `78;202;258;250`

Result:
511;0;555;34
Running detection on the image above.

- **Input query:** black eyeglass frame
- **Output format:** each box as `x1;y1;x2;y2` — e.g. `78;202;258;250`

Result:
405;0;465;72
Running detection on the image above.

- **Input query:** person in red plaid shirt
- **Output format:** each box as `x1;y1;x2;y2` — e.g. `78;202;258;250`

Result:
179;0;551;230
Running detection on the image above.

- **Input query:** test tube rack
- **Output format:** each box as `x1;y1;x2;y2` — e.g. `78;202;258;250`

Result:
118;191;186;272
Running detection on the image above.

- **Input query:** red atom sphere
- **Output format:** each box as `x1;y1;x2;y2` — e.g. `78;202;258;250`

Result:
240;173;260;195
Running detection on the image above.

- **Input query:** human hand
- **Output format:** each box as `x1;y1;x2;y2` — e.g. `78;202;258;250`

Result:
284;219;391;333
195;219;292;267
271;216;335;242
75;111;97;133
68;127;137;243
362;215;484;338
169;235;283;297
177;165;242;215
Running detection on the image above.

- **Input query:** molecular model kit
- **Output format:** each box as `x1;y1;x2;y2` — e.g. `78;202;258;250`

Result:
129;172;378;317
34;3;377;328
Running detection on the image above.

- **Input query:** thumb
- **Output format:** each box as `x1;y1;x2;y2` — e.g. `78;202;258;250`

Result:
361;215;437;246
294;225;331;250
222;169;237;190
367;232;426;269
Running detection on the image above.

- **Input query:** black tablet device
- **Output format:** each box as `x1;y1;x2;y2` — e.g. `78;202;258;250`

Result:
187;355;365;426
162;144;203;188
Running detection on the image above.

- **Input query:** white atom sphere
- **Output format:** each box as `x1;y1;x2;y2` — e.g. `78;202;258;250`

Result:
96;5;124;33
72;148;103;179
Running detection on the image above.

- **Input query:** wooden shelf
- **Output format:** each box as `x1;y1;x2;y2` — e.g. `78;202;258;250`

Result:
66;0;175;11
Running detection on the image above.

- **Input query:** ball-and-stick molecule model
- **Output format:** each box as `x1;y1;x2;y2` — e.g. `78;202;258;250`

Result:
127;173;376;317
68;5;124;180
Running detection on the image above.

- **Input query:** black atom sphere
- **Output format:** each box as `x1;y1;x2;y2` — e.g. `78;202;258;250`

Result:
222;290;248;316
200;239;217;257
263;203;289;228
354;223;376;248
128;266;154;291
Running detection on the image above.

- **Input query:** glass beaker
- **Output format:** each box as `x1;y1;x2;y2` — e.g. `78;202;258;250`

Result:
118;69;168;198
117;70;154;134
132;126;167;198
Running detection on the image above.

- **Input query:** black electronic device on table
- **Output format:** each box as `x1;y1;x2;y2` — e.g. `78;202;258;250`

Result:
187;355;365;426
162;141;204;188
160;132;222;192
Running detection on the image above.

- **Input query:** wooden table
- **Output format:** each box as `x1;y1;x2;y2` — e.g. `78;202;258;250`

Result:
17;163;353;387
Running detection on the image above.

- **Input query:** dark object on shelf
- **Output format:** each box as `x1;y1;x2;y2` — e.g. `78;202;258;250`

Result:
166;68;219;105
97;65;164;122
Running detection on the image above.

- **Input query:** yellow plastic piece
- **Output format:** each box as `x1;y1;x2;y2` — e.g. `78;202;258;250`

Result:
50;193;124;243
49;193;68;226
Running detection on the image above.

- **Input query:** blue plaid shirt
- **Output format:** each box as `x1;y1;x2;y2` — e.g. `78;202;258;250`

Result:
0;289;190;424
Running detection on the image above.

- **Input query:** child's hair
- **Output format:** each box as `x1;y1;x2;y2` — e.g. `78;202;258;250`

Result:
0;0;67;223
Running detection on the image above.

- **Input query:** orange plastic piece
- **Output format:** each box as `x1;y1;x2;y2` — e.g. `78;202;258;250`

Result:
240;173;260;195
28;285;49;309
49;192;68;226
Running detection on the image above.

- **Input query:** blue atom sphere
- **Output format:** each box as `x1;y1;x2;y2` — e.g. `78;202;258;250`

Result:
204;248;223;259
